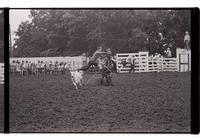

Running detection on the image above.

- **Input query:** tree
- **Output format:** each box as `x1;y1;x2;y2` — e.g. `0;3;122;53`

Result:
13;10;191;57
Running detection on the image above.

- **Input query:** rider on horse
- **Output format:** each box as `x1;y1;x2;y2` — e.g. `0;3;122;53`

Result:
78;46;116;86
95;48;116;72
79;45;107;71
99;48;116;86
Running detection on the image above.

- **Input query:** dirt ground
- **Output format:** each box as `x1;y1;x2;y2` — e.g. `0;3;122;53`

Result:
0;85;4;132
10;72;191;132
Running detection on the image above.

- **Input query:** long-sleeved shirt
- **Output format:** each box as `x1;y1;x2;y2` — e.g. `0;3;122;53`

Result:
90;50;107;61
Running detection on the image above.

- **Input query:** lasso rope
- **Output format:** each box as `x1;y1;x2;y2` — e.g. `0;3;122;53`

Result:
85;59;114;85
85;72;98;85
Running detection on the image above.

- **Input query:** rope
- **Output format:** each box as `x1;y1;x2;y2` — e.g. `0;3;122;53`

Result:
85;59;115;85
85;72;98;85
102;65;112;73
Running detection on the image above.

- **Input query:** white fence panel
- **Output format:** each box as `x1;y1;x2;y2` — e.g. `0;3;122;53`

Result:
162;58;178;72
116;48;189;73
116;53;139;73
116;52;149;73
148;59;162;72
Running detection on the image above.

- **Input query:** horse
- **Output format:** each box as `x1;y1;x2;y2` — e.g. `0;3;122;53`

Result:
99;56;116;86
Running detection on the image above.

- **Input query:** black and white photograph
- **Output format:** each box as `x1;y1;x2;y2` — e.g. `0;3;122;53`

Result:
0;9;4;132
9;9;192;132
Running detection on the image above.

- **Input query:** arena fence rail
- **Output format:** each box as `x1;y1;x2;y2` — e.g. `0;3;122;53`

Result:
116;48;191;73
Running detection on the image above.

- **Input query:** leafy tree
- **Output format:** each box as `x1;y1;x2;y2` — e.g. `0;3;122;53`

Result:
13;10;191;57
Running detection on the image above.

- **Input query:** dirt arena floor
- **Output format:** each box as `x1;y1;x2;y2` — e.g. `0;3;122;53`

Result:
10;72;191;132
0;85;4;132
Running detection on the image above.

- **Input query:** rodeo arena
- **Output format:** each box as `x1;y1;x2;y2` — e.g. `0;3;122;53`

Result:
10;45;191;132
9;10;191;132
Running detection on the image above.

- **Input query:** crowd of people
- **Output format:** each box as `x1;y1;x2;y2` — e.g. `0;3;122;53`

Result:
149;47;172;61
10;60;71;76
10;46;117;76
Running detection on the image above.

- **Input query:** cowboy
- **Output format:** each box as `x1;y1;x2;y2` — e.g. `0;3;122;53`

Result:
184;31;190;50
106;48;117;72
128;56;136;73
106;48;114;61
79;45;107;71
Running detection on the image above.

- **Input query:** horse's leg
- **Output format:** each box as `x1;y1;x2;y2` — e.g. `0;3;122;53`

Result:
104;76;107;86
108;74;112;86
101;72;106;86
109;75;113;86
20;70;22;76
74;83;78;90
100;76;103;85
105;75;110;86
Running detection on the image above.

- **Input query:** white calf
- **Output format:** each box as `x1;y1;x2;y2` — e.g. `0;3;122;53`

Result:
70;70;84;90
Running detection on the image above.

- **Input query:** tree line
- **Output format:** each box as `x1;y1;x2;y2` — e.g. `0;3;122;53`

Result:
12;10;191;57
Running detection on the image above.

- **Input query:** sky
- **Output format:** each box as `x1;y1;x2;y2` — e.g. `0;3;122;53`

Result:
9;10;31;46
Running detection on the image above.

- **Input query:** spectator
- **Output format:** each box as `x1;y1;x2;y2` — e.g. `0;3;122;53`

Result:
153;53;161;60
184;31;190;50
149;55;154;61
128;56;136;73
164;47;172;58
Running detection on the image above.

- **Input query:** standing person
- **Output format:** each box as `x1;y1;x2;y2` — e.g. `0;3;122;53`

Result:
31;62;37;76
164;47;172;58
49;61;53;75
128;56;136;73
24;61;29;76
106;48;112;64
106;48;116;62
54;61;59;74
27;61;32;75
79;45;107;71
21;61;25;76
184;31;190;50
10;61;16;75
16;61;21;76
106;48;117;72
37;61;41;73
44;61;48;75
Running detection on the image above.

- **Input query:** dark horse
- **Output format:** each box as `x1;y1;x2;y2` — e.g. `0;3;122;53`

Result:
100;56;117;86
